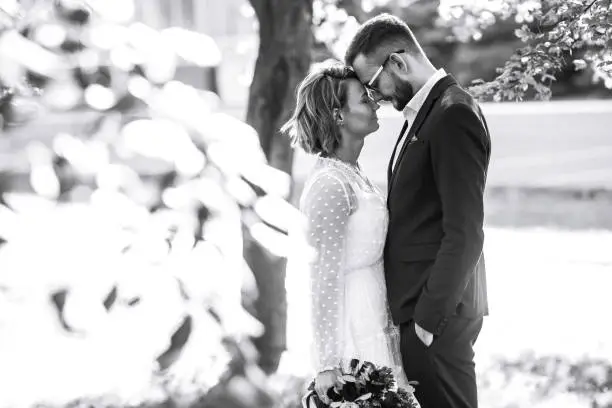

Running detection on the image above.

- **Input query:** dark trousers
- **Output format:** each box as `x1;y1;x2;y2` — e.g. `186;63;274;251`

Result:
400;316;483;408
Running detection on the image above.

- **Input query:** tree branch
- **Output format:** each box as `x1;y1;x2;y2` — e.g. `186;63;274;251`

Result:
540;0;600;33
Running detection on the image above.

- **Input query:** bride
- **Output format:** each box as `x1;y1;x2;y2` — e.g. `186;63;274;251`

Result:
282;62;409;404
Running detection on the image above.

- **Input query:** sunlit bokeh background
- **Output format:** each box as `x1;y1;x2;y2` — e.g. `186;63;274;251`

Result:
0;1;611;408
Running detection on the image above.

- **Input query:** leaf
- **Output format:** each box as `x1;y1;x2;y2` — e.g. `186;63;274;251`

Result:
514;28;528;40
342;374;357;382
356;393;372;401
102;284;118;310
542;10;559;25
573;59;588;70
155;314;193;371
50;289;77;333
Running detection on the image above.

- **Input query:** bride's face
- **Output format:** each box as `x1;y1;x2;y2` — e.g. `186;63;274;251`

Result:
340;78;380;138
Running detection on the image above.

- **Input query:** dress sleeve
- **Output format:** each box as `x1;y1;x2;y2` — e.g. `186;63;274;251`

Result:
301;170;353;373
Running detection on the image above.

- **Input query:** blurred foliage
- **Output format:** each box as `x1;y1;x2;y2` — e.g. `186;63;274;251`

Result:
312;0;612;101
0;0;306;407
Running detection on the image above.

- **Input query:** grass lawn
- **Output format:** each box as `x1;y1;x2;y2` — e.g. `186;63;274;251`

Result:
476;227;612;407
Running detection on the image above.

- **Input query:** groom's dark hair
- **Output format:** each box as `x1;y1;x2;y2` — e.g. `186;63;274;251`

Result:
345;13;422;66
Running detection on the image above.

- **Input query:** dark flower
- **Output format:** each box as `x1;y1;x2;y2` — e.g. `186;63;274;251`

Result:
327;387;342;403
365;380;386;397
350;358;360;374
381;391;400;408
342;381;359;402
356;360;375;382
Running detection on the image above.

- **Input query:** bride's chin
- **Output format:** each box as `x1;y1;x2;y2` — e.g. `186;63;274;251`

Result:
361;122;379;138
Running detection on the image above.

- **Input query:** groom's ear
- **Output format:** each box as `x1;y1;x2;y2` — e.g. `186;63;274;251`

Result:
389;52;409;73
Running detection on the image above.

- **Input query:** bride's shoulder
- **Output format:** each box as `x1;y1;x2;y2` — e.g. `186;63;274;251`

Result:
300;160;357;210
306;158;350;184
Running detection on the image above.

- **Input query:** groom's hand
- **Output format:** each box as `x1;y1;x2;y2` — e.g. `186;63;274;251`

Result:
414;322;434;347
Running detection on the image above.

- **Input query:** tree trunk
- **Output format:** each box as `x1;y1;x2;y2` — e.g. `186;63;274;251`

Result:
245;0;313;374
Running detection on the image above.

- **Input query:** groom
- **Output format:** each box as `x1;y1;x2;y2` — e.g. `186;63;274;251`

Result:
346;14;490;408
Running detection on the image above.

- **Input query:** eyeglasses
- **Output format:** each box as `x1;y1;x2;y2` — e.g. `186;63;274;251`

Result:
365;49;406;101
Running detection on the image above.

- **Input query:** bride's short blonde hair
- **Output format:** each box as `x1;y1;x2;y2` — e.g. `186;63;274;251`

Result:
281;61;357;155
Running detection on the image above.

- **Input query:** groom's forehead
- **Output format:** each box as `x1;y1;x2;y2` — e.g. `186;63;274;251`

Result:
352;54;379;80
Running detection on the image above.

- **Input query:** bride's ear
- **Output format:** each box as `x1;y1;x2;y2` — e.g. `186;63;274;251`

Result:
333;108;344;126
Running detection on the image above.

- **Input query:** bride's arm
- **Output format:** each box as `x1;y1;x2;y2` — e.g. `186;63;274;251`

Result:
303;171;353;373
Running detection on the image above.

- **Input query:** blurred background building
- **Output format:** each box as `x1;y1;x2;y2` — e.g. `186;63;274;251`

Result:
133;0;255;110
131;0;612;117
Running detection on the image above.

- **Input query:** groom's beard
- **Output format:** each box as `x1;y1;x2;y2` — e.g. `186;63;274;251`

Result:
392;80;414;111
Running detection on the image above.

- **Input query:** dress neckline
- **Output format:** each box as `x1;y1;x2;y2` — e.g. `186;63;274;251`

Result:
318;155;361;172
317;156;380;196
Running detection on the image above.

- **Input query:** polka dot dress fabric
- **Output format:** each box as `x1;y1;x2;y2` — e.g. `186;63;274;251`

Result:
299;156;408;386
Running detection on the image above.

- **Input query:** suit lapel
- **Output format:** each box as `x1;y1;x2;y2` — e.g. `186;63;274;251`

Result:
387;120;409;186
388;75;457;195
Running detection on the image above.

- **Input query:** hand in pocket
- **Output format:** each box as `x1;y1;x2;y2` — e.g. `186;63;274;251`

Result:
414;322;434;347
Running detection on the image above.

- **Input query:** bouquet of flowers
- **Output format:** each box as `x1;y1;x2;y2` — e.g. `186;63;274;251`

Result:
302;359;420;408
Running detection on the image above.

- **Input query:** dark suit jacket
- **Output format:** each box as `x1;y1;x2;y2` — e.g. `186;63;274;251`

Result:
384;75;490;336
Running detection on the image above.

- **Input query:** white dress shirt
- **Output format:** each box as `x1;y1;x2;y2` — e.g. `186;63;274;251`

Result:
391;69;447;172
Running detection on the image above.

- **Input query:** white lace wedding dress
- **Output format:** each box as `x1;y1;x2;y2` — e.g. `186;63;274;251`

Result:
296;156;409;388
